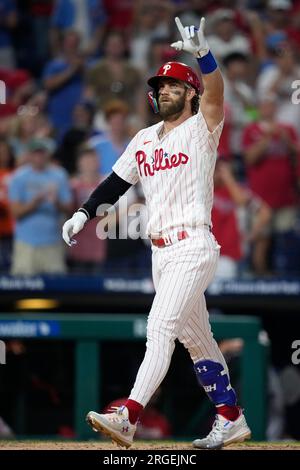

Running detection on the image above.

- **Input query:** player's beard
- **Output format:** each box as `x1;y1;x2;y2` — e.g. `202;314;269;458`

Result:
158;91;186;120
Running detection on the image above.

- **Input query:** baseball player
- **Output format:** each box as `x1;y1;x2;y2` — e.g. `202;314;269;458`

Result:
62;17;251;450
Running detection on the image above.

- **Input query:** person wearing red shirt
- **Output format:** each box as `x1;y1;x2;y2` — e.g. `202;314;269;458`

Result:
242;94;300;273
0;139;14;271
212;159;271;278
69;147;106;272
103;0;133;38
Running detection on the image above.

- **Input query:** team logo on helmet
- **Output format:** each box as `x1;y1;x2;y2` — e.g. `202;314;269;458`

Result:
162;64;172;75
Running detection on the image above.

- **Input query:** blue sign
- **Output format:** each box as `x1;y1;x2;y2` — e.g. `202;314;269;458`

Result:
0;275;300;297
0;320;60;338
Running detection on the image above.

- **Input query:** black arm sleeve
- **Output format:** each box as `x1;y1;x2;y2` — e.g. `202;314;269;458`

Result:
78;171;132;220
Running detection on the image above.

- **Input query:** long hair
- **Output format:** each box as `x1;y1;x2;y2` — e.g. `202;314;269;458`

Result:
191;93;200;115
184;83;200;115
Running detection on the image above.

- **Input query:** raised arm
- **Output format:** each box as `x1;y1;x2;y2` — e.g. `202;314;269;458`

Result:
171;17;224;131
200;67;224;132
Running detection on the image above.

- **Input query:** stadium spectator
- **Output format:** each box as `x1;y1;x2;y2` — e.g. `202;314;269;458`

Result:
242;94;300;274
147;37;177;78
130;2;173;71
287;0;300;49
0;68;36;119
101;182;151;275
206;9;251;62
0;110;12;144
239;9;267;67
89;100;130;176
266;0;292;37
103;0;134;37
43;29;85;139
0;0;18;69
55;98;101;174
9;110;54;165
0;139;14;271
257;43;300;135
50;0;107;57
85;30;147;129
29;0;54;74
68;147;106;272
173;0;204;27
222;52;255;163
8;137;72;275
212;159;271;279
260;30;288;72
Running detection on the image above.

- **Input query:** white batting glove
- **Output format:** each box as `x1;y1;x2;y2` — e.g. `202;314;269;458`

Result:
171;17;209;58
62;211;88;246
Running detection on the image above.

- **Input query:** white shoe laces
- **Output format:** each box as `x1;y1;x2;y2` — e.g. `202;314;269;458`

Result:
106;406;127;423
205;415;228;443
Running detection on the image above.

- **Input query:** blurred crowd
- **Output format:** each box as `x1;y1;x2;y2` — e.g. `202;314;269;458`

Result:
0;0;300;278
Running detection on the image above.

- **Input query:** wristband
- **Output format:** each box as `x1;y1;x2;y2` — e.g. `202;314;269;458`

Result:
78;207;90;220
197;50;218;74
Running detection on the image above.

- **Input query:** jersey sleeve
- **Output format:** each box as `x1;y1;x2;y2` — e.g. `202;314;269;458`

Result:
195;111;224;152
112;134;140;185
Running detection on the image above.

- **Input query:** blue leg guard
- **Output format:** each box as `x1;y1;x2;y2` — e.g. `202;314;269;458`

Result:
194;360;237;406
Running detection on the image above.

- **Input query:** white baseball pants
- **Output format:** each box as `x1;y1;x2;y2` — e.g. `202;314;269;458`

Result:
129;228;229;406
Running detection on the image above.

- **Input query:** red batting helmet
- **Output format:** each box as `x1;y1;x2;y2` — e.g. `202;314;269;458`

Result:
147;61;202;94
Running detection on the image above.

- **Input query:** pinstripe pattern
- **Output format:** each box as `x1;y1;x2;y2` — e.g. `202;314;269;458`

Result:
129;229;226;406
178;296;228;370
112;110;226;408
112;112;224;237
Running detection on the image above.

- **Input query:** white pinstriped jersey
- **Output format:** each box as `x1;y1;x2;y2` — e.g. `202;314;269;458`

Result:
112;111;223;237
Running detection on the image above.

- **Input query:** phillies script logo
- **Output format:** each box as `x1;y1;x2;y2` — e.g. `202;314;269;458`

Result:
136;148;189;177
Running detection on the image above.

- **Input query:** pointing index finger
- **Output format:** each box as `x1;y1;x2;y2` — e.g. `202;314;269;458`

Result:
199;17;205;34
175;16;186;39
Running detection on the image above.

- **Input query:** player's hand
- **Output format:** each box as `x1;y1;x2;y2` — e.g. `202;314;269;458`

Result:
171;17;209;58
62;211;88;246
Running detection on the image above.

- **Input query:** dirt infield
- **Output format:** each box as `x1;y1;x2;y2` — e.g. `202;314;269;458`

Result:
0;441;299;450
